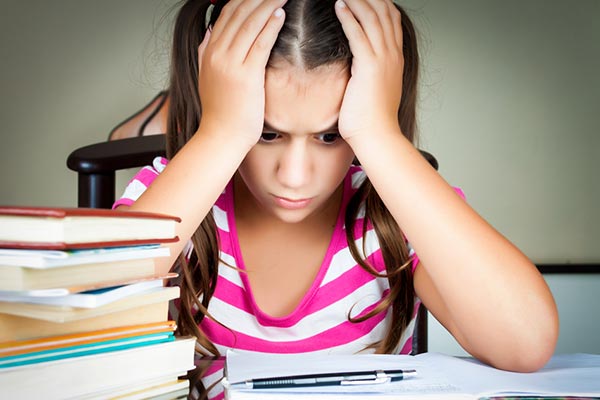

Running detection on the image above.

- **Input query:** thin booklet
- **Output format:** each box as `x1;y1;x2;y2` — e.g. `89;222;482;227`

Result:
0;244;170;268
0;278;165;308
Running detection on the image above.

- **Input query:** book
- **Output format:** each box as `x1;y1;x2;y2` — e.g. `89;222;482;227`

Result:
86;378;190;400
0;285;179;322
0;320;177;357
0;206;180;249
0;244;169;268
0;286;178;342
0;279;165;308
0;330;175;368
0;269;177;296
223;351;600;399
0;336;196;399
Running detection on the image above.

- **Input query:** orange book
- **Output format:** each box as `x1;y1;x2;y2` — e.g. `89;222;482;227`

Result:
0;320;177;357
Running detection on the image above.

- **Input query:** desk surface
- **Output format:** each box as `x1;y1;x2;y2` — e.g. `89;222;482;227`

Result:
185;353;600;400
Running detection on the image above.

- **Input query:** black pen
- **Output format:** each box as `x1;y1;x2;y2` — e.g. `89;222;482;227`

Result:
229;369;417;389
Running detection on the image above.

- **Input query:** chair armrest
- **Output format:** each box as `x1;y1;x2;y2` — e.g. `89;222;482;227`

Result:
67;135;166;208
67;134;166;174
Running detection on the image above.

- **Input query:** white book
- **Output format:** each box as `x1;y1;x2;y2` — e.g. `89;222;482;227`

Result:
0;279;164;308
0;245;169;269
0;245;172;292
0;337;196;400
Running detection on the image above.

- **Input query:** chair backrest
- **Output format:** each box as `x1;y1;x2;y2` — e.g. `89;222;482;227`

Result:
66;93;434;354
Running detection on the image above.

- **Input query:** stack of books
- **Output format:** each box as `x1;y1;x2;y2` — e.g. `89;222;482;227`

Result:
0;206;196;399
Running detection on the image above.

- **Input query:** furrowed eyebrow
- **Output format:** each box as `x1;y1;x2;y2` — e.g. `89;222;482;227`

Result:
262;119;339;134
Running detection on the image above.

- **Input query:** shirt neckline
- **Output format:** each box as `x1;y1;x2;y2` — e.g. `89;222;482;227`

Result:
224;172;353;325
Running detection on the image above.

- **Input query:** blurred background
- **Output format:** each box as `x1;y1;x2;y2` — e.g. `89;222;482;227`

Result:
0;0;598;355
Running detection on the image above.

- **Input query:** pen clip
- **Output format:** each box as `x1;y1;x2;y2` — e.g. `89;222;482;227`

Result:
340;371;391;386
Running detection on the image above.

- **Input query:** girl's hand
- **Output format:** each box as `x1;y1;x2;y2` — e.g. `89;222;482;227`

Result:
197;0;286;149
334;0;404;142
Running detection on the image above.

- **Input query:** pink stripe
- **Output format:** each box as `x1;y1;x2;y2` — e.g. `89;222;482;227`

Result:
301;264;386;318
400;337;413;354
454;186;466;200
213;259;388;329
411;255;420;273
209;391;224;400
412;300;421;317
200;302;388;353
112;197;133;209
156;156;168;167
212;276;252;312
203;363;225;378
210;393;224;400
217;229;235;256
134;166;160;186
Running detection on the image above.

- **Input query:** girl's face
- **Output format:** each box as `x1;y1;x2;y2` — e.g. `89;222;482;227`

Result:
236;63;355;224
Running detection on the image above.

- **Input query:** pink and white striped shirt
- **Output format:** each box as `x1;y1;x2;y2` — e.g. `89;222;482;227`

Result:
114;157;421;356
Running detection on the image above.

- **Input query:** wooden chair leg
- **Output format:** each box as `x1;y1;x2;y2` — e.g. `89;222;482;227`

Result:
413;304;428;354
78;172;115;209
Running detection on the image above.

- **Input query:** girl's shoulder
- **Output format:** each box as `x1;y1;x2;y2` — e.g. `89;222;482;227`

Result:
112;156;168;209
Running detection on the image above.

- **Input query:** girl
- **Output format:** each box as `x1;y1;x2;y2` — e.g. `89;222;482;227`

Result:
115;0;558;375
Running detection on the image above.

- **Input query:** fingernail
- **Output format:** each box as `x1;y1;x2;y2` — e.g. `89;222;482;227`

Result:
274;8;284;17
336;0;346;8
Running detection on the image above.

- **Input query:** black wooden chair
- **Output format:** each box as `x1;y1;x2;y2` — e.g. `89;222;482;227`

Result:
66;92;435;354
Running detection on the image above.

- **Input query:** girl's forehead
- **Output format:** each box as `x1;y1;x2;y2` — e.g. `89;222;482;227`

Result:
264;64;347;134
265;62;349;90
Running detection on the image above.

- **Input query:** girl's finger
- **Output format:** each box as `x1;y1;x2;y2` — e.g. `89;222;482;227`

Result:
388;1;403;50
371;0;399;52
245;7;286;68
208;0;264;48
341;0;386;54
228;0;288;63
334;0;374;59
205;0;244;43
197;27;211;67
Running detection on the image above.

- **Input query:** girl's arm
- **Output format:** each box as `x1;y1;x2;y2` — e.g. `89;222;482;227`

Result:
336;0;558;372
118;0;287;275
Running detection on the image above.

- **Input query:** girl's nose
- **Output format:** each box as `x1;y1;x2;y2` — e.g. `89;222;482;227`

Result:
277;141;312;189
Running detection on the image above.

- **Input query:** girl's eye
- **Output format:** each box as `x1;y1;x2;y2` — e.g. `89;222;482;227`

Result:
260;132;279;142
317;133;341;144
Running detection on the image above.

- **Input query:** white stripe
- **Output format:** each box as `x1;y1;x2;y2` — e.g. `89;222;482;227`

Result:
395;315;416;353
201;368;225;399
212;316;392;356
120;179;148;202
208;277;389;342
213;204;229;232
321;229;381;286
218;252;243;288
351;170;366;189
152;156;167;172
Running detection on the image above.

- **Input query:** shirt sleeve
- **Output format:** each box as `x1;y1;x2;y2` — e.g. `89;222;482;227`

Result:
410;186;466;272
112;156;169;209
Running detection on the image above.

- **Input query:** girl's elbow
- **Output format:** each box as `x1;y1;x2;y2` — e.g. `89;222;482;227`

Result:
497;313;560;373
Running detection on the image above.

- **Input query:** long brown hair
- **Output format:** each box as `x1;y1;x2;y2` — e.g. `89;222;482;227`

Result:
167;0;420;356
